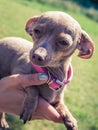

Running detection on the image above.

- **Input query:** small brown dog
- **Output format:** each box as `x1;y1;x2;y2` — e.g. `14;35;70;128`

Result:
22;11;94;130
0;11;94;130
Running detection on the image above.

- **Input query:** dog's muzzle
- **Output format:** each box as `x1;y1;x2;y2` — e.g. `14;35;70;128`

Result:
31;47;48;65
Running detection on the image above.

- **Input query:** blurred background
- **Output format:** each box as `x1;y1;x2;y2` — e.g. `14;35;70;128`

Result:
0;0;98;130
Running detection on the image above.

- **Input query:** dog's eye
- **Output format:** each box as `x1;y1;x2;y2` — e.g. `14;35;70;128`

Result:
59;40;69;46
34;29;41;35
33;28;41;39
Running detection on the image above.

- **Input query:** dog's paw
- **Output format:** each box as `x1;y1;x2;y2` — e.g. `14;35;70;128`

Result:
55;103;78;130
0;118;10;130
20;102;33;124
62;115;78;130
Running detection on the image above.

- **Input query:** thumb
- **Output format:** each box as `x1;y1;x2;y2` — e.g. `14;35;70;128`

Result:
21;73;48;88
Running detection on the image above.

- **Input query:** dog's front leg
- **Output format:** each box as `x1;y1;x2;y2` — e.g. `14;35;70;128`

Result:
55;102;78;130
20;86;39;124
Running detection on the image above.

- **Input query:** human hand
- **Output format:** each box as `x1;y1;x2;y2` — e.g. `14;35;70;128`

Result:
0;73;62;123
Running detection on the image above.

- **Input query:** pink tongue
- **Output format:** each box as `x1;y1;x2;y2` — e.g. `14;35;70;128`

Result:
31;62;46;73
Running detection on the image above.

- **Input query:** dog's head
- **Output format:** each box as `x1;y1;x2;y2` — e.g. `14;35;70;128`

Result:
25;11;94;67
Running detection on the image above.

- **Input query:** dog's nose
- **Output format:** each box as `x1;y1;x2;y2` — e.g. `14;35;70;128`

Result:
32;53;44;62
32;47;48;63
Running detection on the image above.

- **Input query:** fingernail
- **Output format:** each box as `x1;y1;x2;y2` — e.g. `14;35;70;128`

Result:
38;73;48;81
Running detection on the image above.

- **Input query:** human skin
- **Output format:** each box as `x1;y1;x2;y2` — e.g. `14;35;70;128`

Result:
0;73;63;123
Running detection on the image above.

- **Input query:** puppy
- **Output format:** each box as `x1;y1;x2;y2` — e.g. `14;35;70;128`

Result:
0;11;94;130
23;11;94;130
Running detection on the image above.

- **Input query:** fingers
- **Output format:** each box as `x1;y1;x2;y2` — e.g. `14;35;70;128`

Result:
31;98;63;123
0;73;48;89
19;73;48;88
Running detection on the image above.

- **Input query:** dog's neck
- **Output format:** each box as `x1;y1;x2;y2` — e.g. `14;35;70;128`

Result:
47;57;71;81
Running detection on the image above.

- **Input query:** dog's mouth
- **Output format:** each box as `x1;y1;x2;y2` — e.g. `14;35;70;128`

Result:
30;56;62;68
30;53;61;68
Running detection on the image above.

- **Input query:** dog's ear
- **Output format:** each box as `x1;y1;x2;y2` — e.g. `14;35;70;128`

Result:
25;16;40;35
77;30;94;59
26;16;39;27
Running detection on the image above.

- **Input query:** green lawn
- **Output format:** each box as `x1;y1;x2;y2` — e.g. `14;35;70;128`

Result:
0;0;98;130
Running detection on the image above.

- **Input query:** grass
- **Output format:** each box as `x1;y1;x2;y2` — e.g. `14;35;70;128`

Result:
0;0;98;130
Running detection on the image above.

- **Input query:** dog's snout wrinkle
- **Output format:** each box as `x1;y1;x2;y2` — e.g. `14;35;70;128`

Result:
34;47;48;59
34;47;47;57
